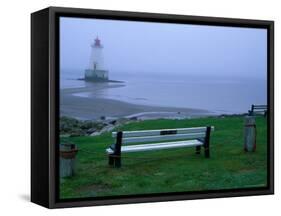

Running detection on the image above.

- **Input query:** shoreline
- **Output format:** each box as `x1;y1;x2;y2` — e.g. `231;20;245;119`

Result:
59;84;248;137
61;94;215;120
61;84;222;121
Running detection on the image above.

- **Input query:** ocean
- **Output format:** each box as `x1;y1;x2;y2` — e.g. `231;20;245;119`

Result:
60;69;267;114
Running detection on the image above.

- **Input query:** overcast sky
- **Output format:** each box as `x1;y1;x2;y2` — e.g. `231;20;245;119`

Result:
60;17;267;79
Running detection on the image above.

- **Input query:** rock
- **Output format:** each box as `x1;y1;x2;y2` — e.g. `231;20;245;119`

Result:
102;125;115;132
109;120;117;125
86;128;96;134
90;131;102;136
70;132;82;137
116;118;129;124
60;134;71;138
90;125;116;136
80;121;94;129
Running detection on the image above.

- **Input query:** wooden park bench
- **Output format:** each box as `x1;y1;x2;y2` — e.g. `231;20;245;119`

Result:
248;104;267;117
106;126;214;168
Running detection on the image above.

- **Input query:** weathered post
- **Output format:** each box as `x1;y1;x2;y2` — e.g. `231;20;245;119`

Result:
244;116;256;152
60;143;78;177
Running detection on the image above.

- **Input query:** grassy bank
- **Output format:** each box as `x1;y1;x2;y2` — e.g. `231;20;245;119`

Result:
60;115;267;199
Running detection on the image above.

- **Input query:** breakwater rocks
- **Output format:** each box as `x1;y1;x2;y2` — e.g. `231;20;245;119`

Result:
60;116;137;137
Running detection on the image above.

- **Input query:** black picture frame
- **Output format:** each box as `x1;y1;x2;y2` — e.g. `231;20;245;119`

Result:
31;6;274;208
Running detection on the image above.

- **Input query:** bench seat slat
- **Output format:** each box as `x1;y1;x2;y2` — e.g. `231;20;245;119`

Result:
122;132;206;144
106;140;203;154
112;126;214;138
252;111;267;114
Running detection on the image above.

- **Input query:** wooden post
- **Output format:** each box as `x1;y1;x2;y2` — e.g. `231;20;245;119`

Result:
108;154;114;166
113;131;123;168
204;126;211;158
60;143;78;177
244;116;256;152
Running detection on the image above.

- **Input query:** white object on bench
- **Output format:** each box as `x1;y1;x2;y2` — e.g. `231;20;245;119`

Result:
106;126;214;168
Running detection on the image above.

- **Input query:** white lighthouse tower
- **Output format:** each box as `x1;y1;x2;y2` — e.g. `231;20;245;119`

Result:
85;36;109;81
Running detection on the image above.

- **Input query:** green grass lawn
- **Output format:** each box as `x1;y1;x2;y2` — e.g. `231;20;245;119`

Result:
60;115;267;199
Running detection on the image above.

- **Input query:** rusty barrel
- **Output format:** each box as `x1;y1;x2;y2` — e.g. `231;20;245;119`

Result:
60;143;78;177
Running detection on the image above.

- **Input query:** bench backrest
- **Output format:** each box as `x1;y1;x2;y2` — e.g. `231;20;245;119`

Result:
112;126;214;145
252;105;267;111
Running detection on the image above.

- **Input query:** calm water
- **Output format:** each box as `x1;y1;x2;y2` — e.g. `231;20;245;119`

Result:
61;69;267;114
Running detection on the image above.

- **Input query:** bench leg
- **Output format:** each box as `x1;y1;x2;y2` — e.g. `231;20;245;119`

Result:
204;126;211;158
114;157;121;168
108;154;114;166
113;131;122;168
204;148;210;158
109;155;121;168
195;146;201;154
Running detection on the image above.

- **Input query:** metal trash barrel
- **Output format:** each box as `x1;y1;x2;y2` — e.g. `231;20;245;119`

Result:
244;116;256;152
60;143;78;177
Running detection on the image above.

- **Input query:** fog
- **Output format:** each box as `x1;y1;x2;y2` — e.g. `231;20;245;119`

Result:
60;17;267;79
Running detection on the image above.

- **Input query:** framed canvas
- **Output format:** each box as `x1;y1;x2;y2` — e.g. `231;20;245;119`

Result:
31;6;274;208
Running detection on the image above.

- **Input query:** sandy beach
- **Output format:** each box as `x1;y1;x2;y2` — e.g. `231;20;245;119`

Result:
60;82;214;120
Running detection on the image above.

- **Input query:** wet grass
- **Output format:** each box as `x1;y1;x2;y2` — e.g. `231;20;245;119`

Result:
60;115;267;199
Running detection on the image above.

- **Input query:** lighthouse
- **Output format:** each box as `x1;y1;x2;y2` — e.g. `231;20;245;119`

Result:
85;36;109;81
